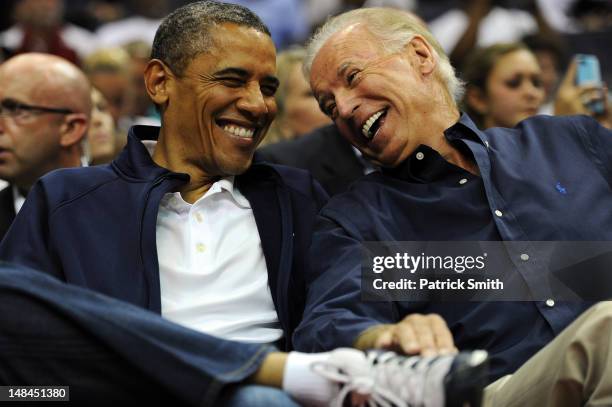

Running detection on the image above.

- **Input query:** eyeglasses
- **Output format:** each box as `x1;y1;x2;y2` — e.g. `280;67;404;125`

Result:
0;98;73;121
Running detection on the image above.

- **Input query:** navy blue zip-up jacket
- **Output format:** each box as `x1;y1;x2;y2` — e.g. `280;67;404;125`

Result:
0;125;328;350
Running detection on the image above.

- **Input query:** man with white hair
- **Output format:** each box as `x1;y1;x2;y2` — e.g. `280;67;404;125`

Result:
296;7;612;407
0;53;91;239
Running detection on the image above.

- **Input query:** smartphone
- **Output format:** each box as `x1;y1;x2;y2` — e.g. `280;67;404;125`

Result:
575;54;605;115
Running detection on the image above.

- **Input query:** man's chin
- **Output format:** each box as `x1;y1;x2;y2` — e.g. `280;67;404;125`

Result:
0;169;17;184
362;151;395;169
219;158;254;177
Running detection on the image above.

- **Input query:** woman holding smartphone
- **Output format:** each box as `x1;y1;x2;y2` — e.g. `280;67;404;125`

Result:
554;55;611;129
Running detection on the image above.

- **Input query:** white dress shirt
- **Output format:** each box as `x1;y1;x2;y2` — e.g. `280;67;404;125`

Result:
156;176;283;344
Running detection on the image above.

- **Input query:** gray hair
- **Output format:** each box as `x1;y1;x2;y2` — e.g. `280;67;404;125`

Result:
151;1;271;75
304;8;464;103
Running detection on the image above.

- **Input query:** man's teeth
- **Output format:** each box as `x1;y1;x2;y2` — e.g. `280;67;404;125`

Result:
223;125;255;138
361;110;385;139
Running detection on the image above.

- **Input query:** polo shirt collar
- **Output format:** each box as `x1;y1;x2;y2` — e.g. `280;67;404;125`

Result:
208;176;251;209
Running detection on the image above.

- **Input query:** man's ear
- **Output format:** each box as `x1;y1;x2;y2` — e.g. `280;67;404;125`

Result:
465;86;489;115
144;59;172;108
59;113;88;148
405;35;435;77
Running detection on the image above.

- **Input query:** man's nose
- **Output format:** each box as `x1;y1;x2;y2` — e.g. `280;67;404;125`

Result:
236;83;269;118
335;90;359;119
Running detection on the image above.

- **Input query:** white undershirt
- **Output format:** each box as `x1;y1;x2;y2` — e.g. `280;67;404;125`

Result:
156;175;283;344
12;185;26;214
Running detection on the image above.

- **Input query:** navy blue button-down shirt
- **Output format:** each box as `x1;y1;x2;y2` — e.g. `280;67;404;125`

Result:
295;113;612;382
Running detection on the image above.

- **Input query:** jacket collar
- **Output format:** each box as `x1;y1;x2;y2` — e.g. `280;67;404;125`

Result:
112;125;178;182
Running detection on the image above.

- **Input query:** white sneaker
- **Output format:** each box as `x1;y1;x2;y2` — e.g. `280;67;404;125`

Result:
311;348;488;407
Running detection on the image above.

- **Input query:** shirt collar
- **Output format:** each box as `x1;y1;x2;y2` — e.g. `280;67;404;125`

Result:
443;112;488;146
207;176;251;208
383;113;483;182
12;185;26;214
160;176;251;211
383;145;464;182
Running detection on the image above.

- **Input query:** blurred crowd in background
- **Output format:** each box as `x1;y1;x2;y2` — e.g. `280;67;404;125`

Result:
0;0;610;165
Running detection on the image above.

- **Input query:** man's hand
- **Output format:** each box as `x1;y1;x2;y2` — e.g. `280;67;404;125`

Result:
355;314;457;357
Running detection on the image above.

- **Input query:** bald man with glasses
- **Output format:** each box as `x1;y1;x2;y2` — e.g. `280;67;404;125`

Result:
0;53;91;239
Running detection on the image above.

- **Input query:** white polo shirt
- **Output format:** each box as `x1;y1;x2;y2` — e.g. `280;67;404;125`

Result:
156;176;283;344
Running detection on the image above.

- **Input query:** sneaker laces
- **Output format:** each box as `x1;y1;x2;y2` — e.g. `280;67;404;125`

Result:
312;350;453;407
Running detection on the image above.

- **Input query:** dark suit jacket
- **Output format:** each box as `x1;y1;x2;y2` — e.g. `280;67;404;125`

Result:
258;125;365;196
0;186;15;241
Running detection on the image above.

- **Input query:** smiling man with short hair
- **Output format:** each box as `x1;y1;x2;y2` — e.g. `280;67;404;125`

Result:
0;2;323;404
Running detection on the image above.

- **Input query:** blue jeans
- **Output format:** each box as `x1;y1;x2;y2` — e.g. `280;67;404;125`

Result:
220;385;300;406
0;263;299;406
